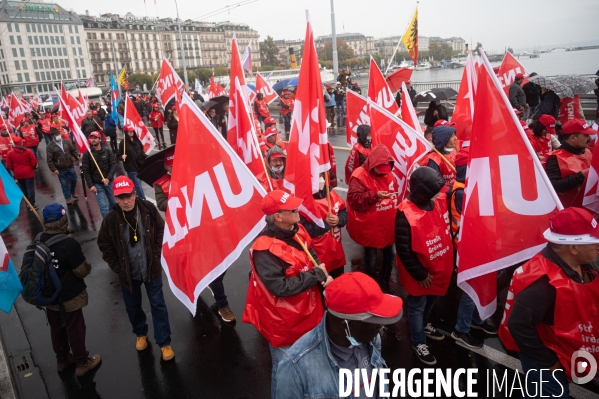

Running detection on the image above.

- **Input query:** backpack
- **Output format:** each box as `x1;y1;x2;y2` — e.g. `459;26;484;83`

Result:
19;233;69;307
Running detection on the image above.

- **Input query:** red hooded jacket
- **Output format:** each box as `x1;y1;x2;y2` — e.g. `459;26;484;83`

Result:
6;146;37;179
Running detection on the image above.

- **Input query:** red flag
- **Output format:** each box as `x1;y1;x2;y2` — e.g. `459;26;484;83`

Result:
8;94;25;131
400;81;422;133
65;91;87;127
255;73;278;104
77;88;85;105
57;94;90;155
227;35;254;143
583;141;599;214
345;89;370;147
208;75;227;100
457;50;561;320
368;57;399;116
369;100;431;201
30;96;39;110
558;95;583;125
124;96;156;154
385;67;413;93
161;92;266;314
156;58;185;106
497;51;529;95
451;52;478;146
283;12;331;227
18;96;32;113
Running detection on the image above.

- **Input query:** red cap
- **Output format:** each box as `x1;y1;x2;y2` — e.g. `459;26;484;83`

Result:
353;82;358;85
164;151;175;167
454;147;470;167
406;79;412;84
562;119;595;135
282;89;289;94
92;110;98;115
375;163;392;174
12;136;23;145
515;73;524;79
519;120;530;130
123;125;134;132
261;190;303;215
512;108;523;115
538;115;556;134
325;83;332;89
263;126;280;139
543;208;599;244
434;120;455;128
264;116;277;125
325;272;403;324
88;131;102;138
113;176;135;196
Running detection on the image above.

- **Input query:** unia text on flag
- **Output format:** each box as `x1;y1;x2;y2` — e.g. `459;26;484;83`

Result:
558;94;584;125
255;73;278;104
283;10;331;227
456;48;562;320
496;51;529;95
401;6;418;66
0;234;23;314
64;88;88;127
57;93;90;155
8;94;25;131
155;58;184;106
345;89;370;147
369;99;431;201
400;81;422;133
124;96;156;154
450;52;478;146
368;57;399;116
161;92;266;315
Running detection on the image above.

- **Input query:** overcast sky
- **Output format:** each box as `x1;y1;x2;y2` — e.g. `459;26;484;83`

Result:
59;0;599;52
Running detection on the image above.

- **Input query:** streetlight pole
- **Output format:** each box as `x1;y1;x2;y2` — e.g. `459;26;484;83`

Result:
330;0;338;76
173;0;188;87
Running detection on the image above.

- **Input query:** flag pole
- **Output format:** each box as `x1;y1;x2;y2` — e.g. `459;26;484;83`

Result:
123;96;127;156
431;147;456;172
293;235;319;268
21;194;43;224
248;114;273;191
324;171;334;236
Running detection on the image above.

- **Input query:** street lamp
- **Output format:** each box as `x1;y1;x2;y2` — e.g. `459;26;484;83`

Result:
330;0;338;76
173;0;188;87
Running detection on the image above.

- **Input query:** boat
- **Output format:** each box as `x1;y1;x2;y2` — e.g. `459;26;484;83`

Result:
414;61;431;71
214;68;336;87
398;60;415;70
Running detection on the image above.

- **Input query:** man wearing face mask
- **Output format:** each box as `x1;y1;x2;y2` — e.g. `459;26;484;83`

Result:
347;145;398;293
345;124;372;184
46;128;81;205
275;273;403;398
424;124;457;189
257;146;288;192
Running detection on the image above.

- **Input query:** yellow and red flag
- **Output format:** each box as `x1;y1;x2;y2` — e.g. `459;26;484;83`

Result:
401;7;418;66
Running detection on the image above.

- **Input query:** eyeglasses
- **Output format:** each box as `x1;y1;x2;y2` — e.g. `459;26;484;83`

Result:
277;209;299;214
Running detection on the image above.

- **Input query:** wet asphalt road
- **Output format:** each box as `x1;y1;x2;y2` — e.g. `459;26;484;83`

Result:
1;125;599;399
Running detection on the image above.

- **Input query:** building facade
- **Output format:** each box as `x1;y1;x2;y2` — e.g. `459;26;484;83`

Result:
0;0;92;96
273;39;303;68
315;33;375;58
219;21;261;69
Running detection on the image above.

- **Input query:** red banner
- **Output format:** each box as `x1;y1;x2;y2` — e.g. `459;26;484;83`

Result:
457;51;561;320
156;58;185;107
124;96;156;154
283;13;331;227
255;73;278;104
345;89;370;147
558;95;582;125
161;92;266;315
57;94;90;155
227;35;254;146
8;95;25;131
451;52;478;146
65;89;88;128
368;57;399;116
497;51;529;95
208;75;227;100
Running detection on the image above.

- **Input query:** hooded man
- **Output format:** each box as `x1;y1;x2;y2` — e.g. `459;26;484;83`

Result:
425;125;458;188
6;136;38;209
347;144;398;292
275;273;403;398
257;145;288;192
395;166;453;365
344;124;372;183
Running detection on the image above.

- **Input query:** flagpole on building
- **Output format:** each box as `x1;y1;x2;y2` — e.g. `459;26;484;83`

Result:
330;0;338;76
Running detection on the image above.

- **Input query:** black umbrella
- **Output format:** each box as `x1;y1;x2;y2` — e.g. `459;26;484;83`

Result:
208;95;230;115
199;100;218;112
137;144;175;186
413;87;458;102
131;89;143;95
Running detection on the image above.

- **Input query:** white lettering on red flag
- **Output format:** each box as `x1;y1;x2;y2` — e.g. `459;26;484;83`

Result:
8;94;25;131
457;49;561;320
345;89;370;147
57;94;90;154
65;90;88;127
156;58;185;106
161;92;266;315
497;51;529;94
255;73;278;104
451;52;478;146
124;96;156;154
368;57;399;116
558;94;583;125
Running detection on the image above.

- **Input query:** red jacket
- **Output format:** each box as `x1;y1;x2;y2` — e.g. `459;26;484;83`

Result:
150;110;164;128
19;125;39;147
6;146;37;179
254;99;270;118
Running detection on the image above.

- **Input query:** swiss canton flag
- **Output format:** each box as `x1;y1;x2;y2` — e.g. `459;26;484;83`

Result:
451;52;478;146
208;75;227;100
255;73;278;104
368;57;399;116
369;100;431;201
57;94;90;155
8;94;25;131
400;81;422;133
283;11;331;227
457;49;561;320
156;58;185;106
124;96;156;154
497;51;529;95
162;92;266;315
345;89;369;147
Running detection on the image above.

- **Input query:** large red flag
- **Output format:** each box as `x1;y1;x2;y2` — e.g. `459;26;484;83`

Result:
156;58;185;107
583;139;599;214
385;67;413;93
400;81;422;133
208;75;227;100
227;35;253;147
255;73;278;104
283;12;330;227
78;88;86;105
161;92;266;314
123;96;156;154
451;52;478;146
369;100;431;201
8;94;25;131
57;94;90;155
457;50;562;320
368;57;399;116
345;89;370;147
497;51;529;95
65;90;88;127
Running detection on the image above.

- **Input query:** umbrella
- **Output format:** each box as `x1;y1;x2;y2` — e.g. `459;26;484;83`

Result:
385;67;413;92
199;100;218;112
131;89;143;95
413;87;458;103
247;84;256;91
272;79;292;93
528;75;573;98
287;77;299;87
209;95;229;115
137;145;176;187
554;75;597;96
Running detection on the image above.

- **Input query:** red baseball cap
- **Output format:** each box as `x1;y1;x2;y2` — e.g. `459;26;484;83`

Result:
12;136;23;146
164;151;175;167
515;73;524;79
519;120;530;130
434;120;456;128
113;176;135;196
261;190;303;215
562;119;595;135
325;272;403;324
264;117;277;125
543;208;599;244
89;131;102;138
92;110;98;115
538;115;556;134
263;126;280;139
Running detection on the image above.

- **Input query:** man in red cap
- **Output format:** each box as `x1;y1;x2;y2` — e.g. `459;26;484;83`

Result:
254;93;271;129
257;146;288;192
527;115;556;163
82;131;116;217
38;111;52;144
545;119;594;208
6;136;38;209
279;90;294;139
18;119;39;159
263;116;277;130
97;176;175;362
259;126;286;156
275;272;402;398
243;190;332;398
509;73;527;114
499;207;599;397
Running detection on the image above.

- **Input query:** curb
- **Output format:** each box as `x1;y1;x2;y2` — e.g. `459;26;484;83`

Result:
0;323;18;399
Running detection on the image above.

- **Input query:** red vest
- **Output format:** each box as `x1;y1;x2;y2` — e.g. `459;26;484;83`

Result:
242;225;324;347
154;174;171;197
20;125;39;147
344;143;371;183
38;118;51;134
396;195;454;296
280;97;294;117
346;167;397;248
499;253;599;379
550;148;592;208
423;151;456;186
450;181;465;250
256;171;288;193
0;135;13;159
305;190;346;273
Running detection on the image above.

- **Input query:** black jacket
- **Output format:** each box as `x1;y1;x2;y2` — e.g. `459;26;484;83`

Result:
299;190;348;238
166;114;179;131
545;142;586;194
522;82;541;107
533;91;560;120
424;105;448;128
118;136;145;173
46;139;80;172
509;81;526;109
81;117;100;137
82;145;116;186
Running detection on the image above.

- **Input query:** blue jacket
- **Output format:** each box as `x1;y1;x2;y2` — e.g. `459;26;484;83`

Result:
104;114;117;131
324;91;336;107
275;314;388;399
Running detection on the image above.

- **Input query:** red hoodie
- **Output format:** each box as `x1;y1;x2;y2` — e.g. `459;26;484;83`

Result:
6;146;37;179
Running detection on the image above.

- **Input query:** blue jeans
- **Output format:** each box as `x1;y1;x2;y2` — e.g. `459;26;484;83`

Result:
127;171;146;200
58;168;77;200
43;134;51;144
17;177;35;205
93;181;116;217
455;292;484;334
208;271;228;308
269;344;290;399
28;146;38;160
336;101;346;125
283;114;291;133
364;245;396;287
121;275;171;348
407;294;439;346
519;353;569;398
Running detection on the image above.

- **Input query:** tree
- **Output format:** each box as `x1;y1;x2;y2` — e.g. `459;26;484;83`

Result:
213;67;229;77
317;39;354;63
474;42;483;54
196;68;213;85
175;69;197;83
128;73;153;89
507;47;514;54
260;36;280;67
427;41;453;61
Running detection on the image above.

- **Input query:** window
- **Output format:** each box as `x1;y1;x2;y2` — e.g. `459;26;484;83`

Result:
49;60;54;68
75;26;78;33
36;48;41;56
41;48;46;56
17;36;22;45
32;24;36;33
69;25;72;33
76;37;80;44
82;70;86;78
28;37;32;45
37;24;41;32
61;70;66;79
80;59;84;67
59;26;63;33
74;59;78;67
52;71;56;80
76;69;80;78
43;25;47;33
57;48;61;56
61;37;64;44
35;72;40;81
101;33;104;39
72;48;76;56
64;59;69;67
7;23;11;32
70;37;74;44
20;48;25;57
59;59;64;68
53;25;58;33
33;60;37;69
44;59;49;68
78;48;82;56
21;61;27;69
9;36;14;45
52;48;57;56
50;36;54;44
67;70;71;79
25;73;30;82
40;72;45;80
34;36;38;44
15;24;19;33
14;61;20;70
30;48;35;57
17;73;22;82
